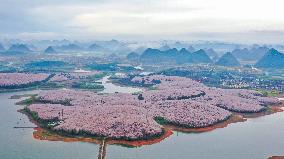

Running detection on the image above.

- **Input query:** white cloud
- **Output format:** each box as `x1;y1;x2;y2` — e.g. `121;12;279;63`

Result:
1;0;284;43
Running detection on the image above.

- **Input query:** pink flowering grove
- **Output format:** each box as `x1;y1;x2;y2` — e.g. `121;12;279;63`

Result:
0;73;50;87
27;75;280;139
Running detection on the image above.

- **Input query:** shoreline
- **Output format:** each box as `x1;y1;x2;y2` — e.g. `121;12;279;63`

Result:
15;94;284;147
21;104;283;147
237;105;284;118
268;156;284;159
19;107;172;147
163;114;246;133
32;126;174;147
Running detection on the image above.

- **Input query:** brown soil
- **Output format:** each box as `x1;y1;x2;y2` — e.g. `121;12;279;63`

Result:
268;156;284;159
163;114;246;133
33;127;173;147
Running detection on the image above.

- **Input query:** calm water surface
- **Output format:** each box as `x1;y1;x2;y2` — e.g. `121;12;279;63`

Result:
1;88;284;159
98;76;142;93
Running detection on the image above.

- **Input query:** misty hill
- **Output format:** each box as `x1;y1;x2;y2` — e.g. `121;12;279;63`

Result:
140;48;166;63
187;46;196;53
140;48;212;64
103;39;120;48
134;46;148;54
231;48;250;60
95;39;123;49
191;49;213;63
127;52;140;61
90;40;132;55
205;48;219;60
171;42;188;49
159;45;171;51
7;44;31;53
255;49;284;68
44;46;56;54
88;43;105;52
28;44;37;51
232;46;269;61
59;44;81;51
250;46;269;60
141;48;178;64
0;44;32;55
0;44;5;52
215;52;240;67
177;48;193;63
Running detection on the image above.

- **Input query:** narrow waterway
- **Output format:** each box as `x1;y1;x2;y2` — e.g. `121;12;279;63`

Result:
98;76;142;94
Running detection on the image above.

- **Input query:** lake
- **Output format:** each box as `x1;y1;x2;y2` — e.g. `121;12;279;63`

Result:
98;76;142;94
1;88;284;159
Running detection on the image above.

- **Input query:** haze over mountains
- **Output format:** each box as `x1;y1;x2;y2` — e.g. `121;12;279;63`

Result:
126;52;140;61
216;52;240;67
9;44;31;52
0;40;280;54
128;47;284;68
0;39;284;68
2;44;32;55
44;46;56;54
255;49;284;68
0;44;5;52
136;48;227;65
231;46;269;61
140;48;213;64
205;48;219;60
88;43;105;52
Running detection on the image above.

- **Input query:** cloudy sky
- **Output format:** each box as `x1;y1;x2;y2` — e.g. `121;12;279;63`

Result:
1;0;284;43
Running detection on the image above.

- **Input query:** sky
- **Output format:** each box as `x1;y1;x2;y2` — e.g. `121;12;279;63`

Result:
1;0;284;43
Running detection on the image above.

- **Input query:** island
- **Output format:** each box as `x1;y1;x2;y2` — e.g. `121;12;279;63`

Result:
18;75;281;143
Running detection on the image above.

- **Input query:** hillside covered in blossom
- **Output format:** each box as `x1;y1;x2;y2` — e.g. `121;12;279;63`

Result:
0;71;105;91
25;75;280;140
0;73;50;89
